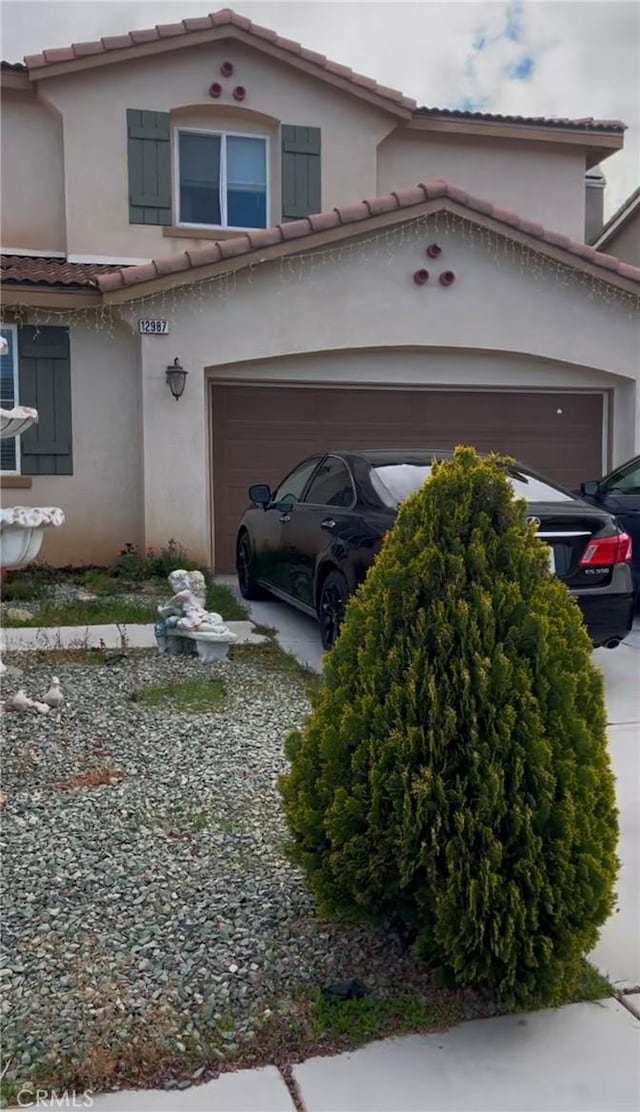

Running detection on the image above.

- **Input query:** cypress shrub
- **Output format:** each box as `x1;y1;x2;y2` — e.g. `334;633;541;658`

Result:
280;447;618;1006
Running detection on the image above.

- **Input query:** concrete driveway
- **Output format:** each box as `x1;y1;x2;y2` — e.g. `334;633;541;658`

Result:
590;623;640;991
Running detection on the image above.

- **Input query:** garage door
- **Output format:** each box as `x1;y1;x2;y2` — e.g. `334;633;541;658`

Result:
211;384;604;572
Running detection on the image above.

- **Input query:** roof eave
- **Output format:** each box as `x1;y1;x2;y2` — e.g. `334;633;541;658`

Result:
407;114;624;161
25;25;413;118
1;69;34;92
0;284;102;308
100;197;640;306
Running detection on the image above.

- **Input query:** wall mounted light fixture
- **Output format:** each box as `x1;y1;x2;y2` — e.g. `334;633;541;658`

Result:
166;357;188;401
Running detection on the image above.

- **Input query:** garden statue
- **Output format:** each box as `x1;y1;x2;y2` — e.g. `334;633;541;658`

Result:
4;675;64;715
154;569;237;657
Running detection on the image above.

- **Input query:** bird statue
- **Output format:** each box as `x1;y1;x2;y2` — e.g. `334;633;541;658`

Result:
42;677;64;711
7;689;32;712
30;701;51;716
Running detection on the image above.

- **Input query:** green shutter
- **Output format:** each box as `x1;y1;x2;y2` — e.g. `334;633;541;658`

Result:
281;125;321;221
127;109;172;226
18;326;72;476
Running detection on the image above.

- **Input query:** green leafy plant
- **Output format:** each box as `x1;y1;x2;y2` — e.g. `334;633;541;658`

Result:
280;447;618;1008
79;570;115;595
1;561;58;600
109;542;151;581
110;539;210;582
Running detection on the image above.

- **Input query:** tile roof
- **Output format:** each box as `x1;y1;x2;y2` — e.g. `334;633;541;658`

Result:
415;106;625;133
95;179;640;297
22;7;416;111
1;255;121;287
14;9;626;133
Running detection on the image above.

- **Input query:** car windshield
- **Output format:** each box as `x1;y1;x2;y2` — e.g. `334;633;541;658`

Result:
371;462;574;508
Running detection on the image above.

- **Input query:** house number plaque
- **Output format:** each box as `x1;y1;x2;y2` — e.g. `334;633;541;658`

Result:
138;320;170;335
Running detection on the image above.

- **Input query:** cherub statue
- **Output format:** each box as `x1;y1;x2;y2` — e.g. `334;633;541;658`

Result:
155;569;232;649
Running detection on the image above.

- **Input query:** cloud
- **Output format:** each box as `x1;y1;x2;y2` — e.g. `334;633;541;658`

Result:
506;55;536;80
504;0;525;42
456;2;542;106
1;1;638;218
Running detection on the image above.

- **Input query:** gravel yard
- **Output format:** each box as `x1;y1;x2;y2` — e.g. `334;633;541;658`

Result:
0;643;484;1096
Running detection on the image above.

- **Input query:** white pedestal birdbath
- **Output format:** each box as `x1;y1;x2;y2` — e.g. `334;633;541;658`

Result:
1;335;66;674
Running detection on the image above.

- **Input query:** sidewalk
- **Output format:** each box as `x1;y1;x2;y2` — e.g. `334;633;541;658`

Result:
90;998;639;1111
0;620;265;652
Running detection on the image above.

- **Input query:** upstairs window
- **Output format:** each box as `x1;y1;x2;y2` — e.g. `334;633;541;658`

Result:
177;130;267;230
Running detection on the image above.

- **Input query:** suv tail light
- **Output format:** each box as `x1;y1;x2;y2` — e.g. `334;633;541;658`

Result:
579;532;632;567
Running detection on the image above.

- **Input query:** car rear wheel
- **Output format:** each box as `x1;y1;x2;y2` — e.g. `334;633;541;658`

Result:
236;534;266;600
318;570;349;650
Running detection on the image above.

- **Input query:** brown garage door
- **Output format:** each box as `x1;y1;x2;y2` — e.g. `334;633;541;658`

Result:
211;384;604;572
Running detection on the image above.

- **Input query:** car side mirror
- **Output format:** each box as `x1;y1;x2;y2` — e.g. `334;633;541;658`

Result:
580;480;600;497
249;483;271;507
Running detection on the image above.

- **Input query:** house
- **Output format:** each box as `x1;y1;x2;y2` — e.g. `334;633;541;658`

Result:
591;186;640;267
1;7;639;572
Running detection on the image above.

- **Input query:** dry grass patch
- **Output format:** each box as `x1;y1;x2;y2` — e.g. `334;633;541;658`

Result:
57;767;126;792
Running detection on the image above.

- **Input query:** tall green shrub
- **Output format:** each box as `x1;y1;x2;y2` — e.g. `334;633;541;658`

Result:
280;447;618;1006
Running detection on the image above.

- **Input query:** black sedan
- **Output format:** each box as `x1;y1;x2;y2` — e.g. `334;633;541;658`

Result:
577;454;640;600
236;450;635;651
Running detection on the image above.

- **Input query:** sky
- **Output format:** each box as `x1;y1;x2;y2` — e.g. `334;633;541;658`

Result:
1;0;638;218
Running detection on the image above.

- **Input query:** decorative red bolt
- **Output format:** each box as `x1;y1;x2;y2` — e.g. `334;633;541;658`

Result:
413;268;430;285
233;85;247;102
208;82;222;98
426;243;442;258
439;270;456;286
221;60;234;77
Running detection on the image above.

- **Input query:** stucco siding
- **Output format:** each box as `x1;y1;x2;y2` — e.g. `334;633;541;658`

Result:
377;132;586;240
2;321;143;566
0;93;66;252
41;42;394;260
123;219;639;564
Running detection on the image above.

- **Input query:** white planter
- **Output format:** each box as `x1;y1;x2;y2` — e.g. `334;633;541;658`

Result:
0;507;65;571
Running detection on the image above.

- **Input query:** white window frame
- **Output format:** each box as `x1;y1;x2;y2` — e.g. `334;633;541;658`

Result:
0;323;20;475
174;127;269;232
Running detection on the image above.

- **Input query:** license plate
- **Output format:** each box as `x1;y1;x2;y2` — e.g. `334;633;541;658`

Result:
547;546;556;574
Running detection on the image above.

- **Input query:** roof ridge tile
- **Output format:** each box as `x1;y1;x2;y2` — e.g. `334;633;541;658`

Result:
90;179;640;296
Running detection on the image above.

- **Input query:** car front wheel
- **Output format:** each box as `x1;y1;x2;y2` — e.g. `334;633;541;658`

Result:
318;570;349;650
236;534;265;600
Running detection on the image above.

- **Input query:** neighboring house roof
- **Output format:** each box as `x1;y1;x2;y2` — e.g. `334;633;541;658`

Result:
0;255;121;287
94;179;640;302
15;7;624;136
591;187;640;249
